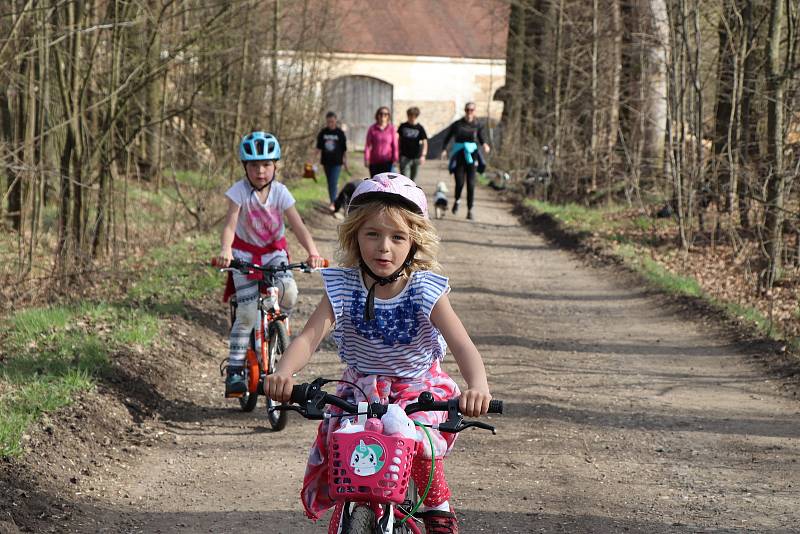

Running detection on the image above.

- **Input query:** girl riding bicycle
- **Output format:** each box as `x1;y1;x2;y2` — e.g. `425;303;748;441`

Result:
216;131;325;396
266;173;492;534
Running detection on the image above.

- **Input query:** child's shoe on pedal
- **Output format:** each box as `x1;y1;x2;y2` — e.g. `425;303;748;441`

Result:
418;510;459;534
225;367;247;395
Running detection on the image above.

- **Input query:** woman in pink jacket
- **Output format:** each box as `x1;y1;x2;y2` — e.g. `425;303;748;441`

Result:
364;106;399;177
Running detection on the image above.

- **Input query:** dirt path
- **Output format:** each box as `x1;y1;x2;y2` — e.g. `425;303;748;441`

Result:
69;163;798;533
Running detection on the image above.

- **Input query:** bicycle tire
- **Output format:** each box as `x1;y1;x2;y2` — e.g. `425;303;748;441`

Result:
344;504;376;534
265;320;289;431
238;389;259;412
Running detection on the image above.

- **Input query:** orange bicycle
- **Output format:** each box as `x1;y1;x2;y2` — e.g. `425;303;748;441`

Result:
213;257;328;430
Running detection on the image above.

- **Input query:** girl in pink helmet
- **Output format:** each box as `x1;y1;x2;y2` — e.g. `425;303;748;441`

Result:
266;173;492;534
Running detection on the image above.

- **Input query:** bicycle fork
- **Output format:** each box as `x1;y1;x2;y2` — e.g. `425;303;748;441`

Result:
335;502;421;534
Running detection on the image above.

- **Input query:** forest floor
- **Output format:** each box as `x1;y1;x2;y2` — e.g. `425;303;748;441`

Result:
2;161;799;533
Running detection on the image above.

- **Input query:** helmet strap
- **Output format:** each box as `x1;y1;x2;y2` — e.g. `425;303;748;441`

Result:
248;178;273;192
243;162;276;192
360;246;416;322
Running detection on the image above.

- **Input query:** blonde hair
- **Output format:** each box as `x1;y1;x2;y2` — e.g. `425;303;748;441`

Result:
337;202;440;274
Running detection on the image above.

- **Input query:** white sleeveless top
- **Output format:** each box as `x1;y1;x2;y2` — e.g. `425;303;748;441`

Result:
321;268;450;378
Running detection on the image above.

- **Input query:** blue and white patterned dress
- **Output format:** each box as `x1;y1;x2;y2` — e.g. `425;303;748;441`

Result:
321;267;450;378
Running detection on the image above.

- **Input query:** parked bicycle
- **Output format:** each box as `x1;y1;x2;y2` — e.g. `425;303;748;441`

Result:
212;257;328;430
272;377;503;533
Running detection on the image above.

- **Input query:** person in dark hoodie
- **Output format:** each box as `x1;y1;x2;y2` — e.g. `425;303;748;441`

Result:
440;102;490;220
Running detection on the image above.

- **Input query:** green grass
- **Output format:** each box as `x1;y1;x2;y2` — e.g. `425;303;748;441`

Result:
123;235;219;314
0;234;222;457
170;169;218;191
284;157;369;214
0;370;93;456
617;244;703;297
286;175;331;214
0;169;242;457
0;303;160;456
719;301;772;334
525;199;626;233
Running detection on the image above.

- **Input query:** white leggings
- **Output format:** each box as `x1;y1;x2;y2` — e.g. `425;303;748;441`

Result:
228;252;297;367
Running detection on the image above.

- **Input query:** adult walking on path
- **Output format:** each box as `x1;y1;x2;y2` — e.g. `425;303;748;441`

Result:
364;106;398;177
46;164;800;533
315;111;348;213
397;106;428;181
441;102;490;220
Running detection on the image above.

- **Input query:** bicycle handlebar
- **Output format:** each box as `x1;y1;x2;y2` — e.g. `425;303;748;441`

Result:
279;378;502;434
211;257;329;273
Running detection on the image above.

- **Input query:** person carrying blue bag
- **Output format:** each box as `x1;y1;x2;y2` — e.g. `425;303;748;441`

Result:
440;102;490;220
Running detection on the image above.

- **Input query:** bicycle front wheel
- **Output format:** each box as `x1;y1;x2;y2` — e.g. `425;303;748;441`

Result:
265;320;289;431
344;504;376;534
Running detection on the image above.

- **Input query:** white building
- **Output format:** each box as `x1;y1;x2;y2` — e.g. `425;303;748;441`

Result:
320;0;508;150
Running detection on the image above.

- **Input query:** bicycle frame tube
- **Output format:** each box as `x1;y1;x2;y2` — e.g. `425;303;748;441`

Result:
257;285;281;374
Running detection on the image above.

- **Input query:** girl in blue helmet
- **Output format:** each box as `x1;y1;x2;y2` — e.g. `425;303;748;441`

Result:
215;131;325;395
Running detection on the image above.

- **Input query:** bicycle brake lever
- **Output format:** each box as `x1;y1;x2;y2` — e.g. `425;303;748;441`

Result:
269;404;310;417
436;416;464;434
460;421;497;435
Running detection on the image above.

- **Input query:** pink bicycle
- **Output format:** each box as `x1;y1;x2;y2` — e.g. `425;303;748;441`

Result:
273;378;503;533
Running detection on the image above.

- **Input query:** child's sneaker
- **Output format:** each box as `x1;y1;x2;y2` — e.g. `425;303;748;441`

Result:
418;510;458;534
225;367;247;395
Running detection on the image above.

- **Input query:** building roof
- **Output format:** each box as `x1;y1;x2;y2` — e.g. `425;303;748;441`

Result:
327;0;508;60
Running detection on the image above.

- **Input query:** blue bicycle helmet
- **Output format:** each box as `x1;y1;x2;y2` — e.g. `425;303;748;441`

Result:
239;131;281;161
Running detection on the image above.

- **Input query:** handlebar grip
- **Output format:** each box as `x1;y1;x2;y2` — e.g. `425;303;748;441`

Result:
211;257;246;269
290;383;310;404
488;399;503;414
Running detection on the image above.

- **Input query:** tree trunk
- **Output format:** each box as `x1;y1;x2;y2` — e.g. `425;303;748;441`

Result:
93;0;123;258
552;0;565;164
606;0;622;182
269;0;279;131
1;88;14;226
590;0;599;192
21;40;38;274
737;0;758;229
644;0;670;178
146;0;162;189
8;59;27;231
231;28;250;179
713;2;737;214
762;0;786;288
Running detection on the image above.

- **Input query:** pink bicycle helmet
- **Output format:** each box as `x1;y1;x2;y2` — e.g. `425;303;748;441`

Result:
348;173;429;219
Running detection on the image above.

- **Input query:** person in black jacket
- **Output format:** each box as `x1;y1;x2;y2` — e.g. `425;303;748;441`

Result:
440;102;490;220
316;112;348;212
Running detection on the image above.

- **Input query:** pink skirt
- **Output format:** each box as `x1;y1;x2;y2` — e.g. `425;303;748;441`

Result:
300;360;460;520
